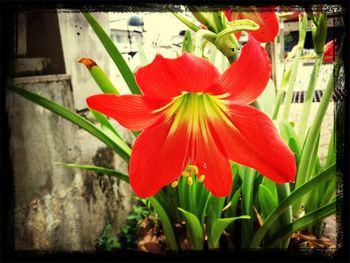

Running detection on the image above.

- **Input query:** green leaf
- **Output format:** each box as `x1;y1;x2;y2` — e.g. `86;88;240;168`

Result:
171;11;200;32
279;119;301;149
282;13;307;120
78;58;120;95
206;196;226;228
149;197;178;251
7;84;131;162
59;163;129;182
241;168;256;247
259;183;278;219
208;216;250;249
78;59;126;140
182;30;194;53
226;186;242;218
178;208;204;250
83;12;141;95
249;163;335;248
265;198;339;248
288;137;301;166
325;127;336;168
208;44;217;64
258;79;275;117
90;110;123;140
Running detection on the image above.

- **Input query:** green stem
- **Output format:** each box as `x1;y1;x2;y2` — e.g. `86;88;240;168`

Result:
149;197;179;251
194;30;217;57
282;14;307;120
282;48;303;120
241;168;256;247
171;11;200;32
297;55;323;142
276;183;292;249
83;12;141;95
249;164;335;249
272;89;285;120
293;57;336;216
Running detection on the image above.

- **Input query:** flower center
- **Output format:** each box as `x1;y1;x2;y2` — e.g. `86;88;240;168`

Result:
155;92;232;136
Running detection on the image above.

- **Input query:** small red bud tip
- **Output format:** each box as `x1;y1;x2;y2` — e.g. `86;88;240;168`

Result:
78;58;97;69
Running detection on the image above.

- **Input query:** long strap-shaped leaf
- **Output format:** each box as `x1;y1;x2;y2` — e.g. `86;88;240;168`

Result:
83;12;141;95
8;84;131;162
178;207;204;250
265;198;339;248
149;197;179;251
249;163;335;248
61;163;129;182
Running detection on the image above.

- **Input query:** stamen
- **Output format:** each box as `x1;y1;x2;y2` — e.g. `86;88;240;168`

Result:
182;171;190;177
188;165;199;175
171;180;178;188
187;177;193;186
198;174;205;183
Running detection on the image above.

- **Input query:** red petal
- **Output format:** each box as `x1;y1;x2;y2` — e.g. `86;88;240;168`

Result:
213;35;271;104
86;94;167;130
129;119;189;197
213;104;296;183
323;40;335;62
190;127;233;197
240;11;279;43
135;53;220;99
224;9;233;21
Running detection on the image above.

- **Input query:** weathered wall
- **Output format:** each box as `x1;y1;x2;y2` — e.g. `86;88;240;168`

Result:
7;75;133;251
57;12;112;110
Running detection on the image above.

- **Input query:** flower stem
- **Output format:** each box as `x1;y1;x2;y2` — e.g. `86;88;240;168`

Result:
282;13;307;120
297;54;323;142
194;30;217;57
170;11;200;32
292;47;342;217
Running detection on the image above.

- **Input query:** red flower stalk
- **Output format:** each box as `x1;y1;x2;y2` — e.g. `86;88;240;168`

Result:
224;7;279;43
323;40;335;62
87;36;296;198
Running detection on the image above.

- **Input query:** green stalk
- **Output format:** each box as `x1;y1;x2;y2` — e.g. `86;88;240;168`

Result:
297;55;323;142
149;197;178;251
194;30;217;57
170;11;200;32
293;51;340;216
272;89;285;120
83;12;141;95
249;164;335;249
241;168;256;247
272;64;292;120
282;14;307;120
276;183;292;248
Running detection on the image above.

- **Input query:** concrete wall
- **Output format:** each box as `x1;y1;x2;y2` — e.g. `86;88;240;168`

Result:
7;75;133;251
57;12;112;110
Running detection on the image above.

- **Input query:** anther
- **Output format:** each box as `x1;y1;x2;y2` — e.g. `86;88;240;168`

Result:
188;165;199;175
171;180;178;188
182;171;190;177
187;177;193;186
198;174;205;183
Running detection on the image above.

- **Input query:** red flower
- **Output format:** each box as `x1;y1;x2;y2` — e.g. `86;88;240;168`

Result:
87;36;296;198
323;40;335;62
224;7;279;43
